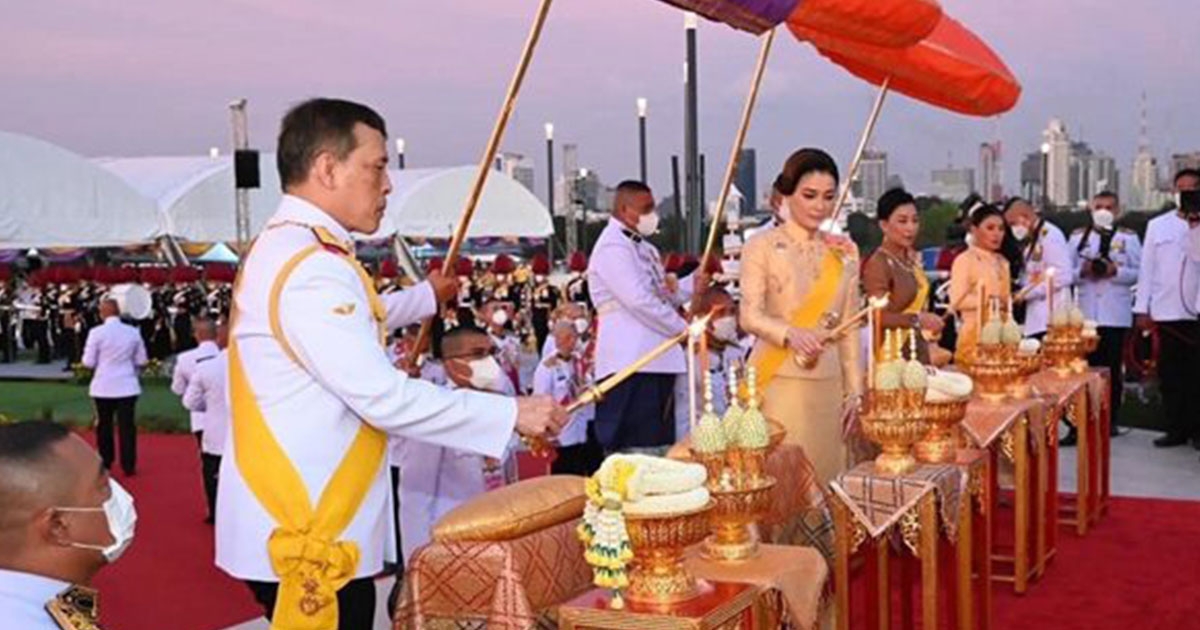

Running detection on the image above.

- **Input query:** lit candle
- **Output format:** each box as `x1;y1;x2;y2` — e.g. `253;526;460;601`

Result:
867;308;875;389
699;322;710;376
687;326;698;434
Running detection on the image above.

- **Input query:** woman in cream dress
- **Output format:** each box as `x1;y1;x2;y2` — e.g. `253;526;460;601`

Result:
739;148;863;484
949;203;1012;362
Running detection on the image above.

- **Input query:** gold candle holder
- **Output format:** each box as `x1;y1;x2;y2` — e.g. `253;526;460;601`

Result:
1043;326;1080;376
623;502;714;606
915;398;969;464
703;477;776;562
860;390;928;476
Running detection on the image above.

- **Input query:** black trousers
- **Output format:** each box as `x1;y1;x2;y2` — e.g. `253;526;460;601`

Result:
593;372;676;451
245;577;376;630
1086;327;1127;428
551;424;605;476
200;452;220;522
94;396;138;474
1157;321;1200;442
390;465;403;573
27;319;50;363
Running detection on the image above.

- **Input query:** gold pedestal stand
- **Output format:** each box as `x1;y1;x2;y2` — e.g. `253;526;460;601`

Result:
960;345;1022;403
915;397;969;464
861;389;929;476
703;477;776;562
624;503;714;607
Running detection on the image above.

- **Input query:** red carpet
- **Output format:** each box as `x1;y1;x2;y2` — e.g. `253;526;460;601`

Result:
81;433;1200;629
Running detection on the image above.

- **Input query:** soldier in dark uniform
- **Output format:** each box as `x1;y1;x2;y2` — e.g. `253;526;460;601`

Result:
0;278;14;363
564;251;591;309
528;253;559;352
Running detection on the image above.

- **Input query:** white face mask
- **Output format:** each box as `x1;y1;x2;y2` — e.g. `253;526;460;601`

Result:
712;316;739;343
1010;224;1029;241
965;233;976;248
1092;209;1115;230
491;310;509;327
636;212;660;237
574;318;590;335
57;479;137;563
535;275;546;283
466;356;508;393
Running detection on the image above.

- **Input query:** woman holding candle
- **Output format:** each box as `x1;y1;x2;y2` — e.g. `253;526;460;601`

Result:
949;203;1013;362
739;148;863;484
861;188;946;365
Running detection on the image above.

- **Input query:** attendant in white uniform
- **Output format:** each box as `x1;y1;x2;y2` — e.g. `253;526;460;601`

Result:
1067;191;1141;444
1004;198;1073;337
396;324;518;565
217;98;563;629
1134;169;1200;449
0;421;136;630
182;321;230;524
691;287;744;418
534;320;602;476
81;298;148;476
588;180;704;453
171;317;220;518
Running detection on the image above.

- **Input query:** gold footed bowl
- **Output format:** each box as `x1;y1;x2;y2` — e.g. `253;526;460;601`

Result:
861;391;928;476
1043;331;1080;376
1007;352;1044;399
624;501;714;607
915;398;969;463
960;347;1021;403
703;477;776;562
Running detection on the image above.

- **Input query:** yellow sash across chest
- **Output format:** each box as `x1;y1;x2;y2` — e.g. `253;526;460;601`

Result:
750;249;844;388
228;226;388;630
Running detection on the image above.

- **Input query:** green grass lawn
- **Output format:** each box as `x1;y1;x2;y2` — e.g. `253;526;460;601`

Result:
0;379;191;433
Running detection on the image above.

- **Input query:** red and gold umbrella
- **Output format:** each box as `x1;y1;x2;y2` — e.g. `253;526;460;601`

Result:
657;0;941;46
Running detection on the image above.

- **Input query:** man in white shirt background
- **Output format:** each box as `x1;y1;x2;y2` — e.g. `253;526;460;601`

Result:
534;319;601;476
0;421;135;629
1134;169;1200;449
170;317;220;519
181;321;230;525
81;298;148;476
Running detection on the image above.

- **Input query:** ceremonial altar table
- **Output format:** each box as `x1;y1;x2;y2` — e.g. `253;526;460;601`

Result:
961;396;1051;594
829;453;988;630
1028;367;1110;537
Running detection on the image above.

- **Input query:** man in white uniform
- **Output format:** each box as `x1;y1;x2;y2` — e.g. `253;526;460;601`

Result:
171;317;220;520
1005;198;1073;337
588;180;704;454
534;320;601;476
1067;191;1140;444
1134;169;1200;449
182;321;230;524
81;298;148;477
0;421;136;630
216;98;563;629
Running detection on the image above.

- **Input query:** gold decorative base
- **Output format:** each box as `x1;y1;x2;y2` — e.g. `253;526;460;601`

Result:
703;533;760;562
875;449;917;476
703;477;775;562
960;346;1022;403
861;390;928;477
624;502;713;606
914;433;957;463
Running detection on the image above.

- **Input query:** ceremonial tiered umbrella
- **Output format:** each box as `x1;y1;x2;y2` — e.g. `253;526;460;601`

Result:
655;0;941;44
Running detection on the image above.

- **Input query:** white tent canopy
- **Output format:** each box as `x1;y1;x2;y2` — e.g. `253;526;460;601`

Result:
365;166;553;240
0;131;162;249
96;154;282;243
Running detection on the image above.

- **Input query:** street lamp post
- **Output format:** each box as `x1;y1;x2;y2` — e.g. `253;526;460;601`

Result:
637;97;648;183
395;138;406;170
1041;142;1052;212
684;12;700;254
545;123;555;266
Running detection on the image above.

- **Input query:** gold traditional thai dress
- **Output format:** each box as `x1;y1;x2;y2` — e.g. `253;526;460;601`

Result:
948;245;1012;362
739;222;863;485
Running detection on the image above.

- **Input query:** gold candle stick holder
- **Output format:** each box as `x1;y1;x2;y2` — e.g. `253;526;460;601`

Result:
703;477;776;562
915;397;969;464
623;502;714;607
860;389;929;476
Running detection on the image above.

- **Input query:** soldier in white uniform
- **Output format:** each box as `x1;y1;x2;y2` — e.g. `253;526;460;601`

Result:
1067;191;1141;444
0;421;136;630
217;98;563;629
534;320;602;476
182;322;230;525
1005;198;1073;336
81;299;148;476
170;317;220;519
588;180;705;454
1134;169;1200;449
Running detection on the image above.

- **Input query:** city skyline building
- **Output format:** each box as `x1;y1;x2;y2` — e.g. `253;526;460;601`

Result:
734;148;757;214
858;148;888;215
494;151;535;194
930;166;976;202
1043;118;1072;208
979;141;1003;203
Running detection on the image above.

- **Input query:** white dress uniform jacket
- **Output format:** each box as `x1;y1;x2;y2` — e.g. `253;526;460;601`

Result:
1068;227;1142;328
172;340;220;433
1133;212;1200;322
81;316;148;399
216;195;517;581
183;349;230;456
1019;221;1074;335
532;351;594;447
0;569;69;630
588;218;694;377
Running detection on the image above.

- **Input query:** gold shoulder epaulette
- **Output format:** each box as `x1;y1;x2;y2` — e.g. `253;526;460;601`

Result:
46;586;104;630
312;227;351;255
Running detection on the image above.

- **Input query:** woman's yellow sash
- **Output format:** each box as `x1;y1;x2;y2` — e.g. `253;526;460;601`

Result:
749;250;844;388
229;228;387;629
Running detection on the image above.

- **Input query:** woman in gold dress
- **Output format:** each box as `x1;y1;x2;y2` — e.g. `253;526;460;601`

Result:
739;148;863;484
949;203;1012;362
861;188;945;364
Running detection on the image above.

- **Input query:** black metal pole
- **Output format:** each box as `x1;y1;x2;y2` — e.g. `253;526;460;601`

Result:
639;115;648;184
671;155;683;252
1042;152;1050;212
699;153;707;235
684;16;700;254
546;133;555;266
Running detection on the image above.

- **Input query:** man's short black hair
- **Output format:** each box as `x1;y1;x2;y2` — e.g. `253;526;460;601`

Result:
615;180;651;195
1094;190;1119;203
277;98;388;188
1174;168;1200;185
0;421;70;465
436;323;489;360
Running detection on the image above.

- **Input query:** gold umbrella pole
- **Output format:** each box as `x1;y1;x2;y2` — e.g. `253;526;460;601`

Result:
829;77;891;227
408;0;556;364
699;28;777;272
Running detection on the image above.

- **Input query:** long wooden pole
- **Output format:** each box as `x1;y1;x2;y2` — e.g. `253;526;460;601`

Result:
829;77;891;226
699;28;776;269
409;0;555;361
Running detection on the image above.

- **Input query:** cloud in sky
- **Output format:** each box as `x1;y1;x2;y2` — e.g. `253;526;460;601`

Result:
2;0;1197;202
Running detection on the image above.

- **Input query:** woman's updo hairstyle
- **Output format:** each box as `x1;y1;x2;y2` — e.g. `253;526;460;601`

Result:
876;187;916;222
967;202;1004;227
775;148;840;196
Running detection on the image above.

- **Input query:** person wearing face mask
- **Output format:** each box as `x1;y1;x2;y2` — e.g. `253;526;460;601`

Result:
541;302;591;359
949;204;1013;362
862;188;945;365
1134;168;1200;449
739;148;863;485
484;300;522;393
691;287;743;417
1066;191;1141;444
534;320;603;476
588;180;707;455
1004;198;1073;338
395;325;519;565
0;421;136;629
